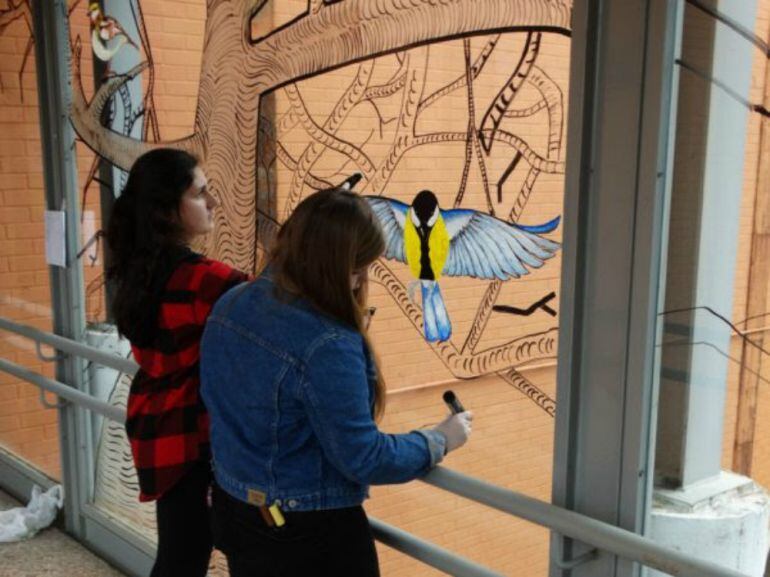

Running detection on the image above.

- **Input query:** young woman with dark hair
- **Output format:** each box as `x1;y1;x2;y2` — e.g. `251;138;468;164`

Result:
200;188;473;577
106;148;248;577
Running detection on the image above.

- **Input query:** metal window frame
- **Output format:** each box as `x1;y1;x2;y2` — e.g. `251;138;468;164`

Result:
31;0;92;538
552;1;682;577
13;0;695;576
0;447;58;505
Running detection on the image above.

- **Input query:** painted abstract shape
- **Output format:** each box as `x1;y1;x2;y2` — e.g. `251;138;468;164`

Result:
88;2;139;62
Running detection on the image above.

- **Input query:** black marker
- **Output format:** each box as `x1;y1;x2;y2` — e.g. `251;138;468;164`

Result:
442;390;465;415
341;173;363;190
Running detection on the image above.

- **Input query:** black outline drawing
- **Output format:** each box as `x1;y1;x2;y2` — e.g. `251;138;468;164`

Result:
69;1;573;418
0;0;33;102
494;292;557;317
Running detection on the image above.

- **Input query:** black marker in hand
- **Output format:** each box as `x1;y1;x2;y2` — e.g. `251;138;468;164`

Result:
442;390;465;415
436;391;471;455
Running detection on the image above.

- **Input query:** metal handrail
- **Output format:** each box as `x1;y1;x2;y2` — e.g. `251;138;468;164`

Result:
0;358;124;423
0;317;754;577
422;468;748;577
0;317;138;375
369;517;504;577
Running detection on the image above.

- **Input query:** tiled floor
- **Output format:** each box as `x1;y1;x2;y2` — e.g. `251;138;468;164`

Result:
0;489;127;577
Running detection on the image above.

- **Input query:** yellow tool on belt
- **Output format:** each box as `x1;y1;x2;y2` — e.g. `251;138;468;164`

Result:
247;488;285;527
269;503;285;527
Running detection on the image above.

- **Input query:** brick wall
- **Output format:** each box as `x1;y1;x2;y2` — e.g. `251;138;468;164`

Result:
725;1;770;486
0;0;60;479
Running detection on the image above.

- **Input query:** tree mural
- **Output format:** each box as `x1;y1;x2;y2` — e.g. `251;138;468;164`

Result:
33;1;574;574
0;0;33;101
69;0;572;417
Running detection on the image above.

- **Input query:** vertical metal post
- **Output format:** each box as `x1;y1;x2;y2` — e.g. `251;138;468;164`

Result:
551;1;682;576
656;0;758;488
31;0;92;536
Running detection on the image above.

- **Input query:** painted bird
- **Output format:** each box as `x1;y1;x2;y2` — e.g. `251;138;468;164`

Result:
88;3;139;62
341;175;561;342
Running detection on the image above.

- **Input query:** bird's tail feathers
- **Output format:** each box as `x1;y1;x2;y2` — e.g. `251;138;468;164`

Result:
421;281;452;343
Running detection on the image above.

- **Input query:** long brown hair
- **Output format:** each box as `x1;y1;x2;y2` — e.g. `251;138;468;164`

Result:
106;148;198;342
270;188;387;419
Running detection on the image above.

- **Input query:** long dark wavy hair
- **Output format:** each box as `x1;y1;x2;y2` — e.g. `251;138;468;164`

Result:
270;188;388;419
106;148;198;342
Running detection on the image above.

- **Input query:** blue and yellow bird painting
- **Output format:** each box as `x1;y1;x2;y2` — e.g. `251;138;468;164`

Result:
341;175;561;342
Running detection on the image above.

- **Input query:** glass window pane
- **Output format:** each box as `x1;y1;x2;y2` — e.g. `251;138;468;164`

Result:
60;1;574;575
0;0;60;481
649;2;770;574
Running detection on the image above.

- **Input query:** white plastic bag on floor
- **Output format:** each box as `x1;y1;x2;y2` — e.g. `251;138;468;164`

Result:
0;484;63;543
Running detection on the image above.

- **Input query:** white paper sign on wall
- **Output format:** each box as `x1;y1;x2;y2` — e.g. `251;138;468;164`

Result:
44;210;66;268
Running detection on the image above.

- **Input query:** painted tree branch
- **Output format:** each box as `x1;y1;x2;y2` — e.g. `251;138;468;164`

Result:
283;83;376;186
499;368;556;416
364;47;429;193
504;99;549;118
277;110;300;133
418;34;500;116
274;142;333;190
363;51;408;101
455;38;493;212
470;41;493;213
0;0;33;100
283;62;375;218
479;32;541;153
462;165;543;354
69;41;203;170
528;66;564;160
410;131;564;174
0;0;29;30
462;144;559;360
364;71;406;100
130;0;161;142
370;260;558;378
245;0;571;93
462;62;564;360
70;42;201;170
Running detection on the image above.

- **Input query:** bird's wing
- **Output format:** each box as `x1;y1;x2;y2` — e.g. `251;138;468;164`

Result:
441;209;561;280
365;196;408;263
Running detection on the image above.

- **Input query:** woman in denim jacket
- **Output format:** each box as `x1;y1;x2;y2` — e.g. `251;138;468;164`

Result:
200;188;473;577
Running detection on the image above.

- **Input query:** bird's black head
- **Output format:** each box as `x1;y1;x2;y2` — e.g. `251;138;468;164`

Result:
412;190;438;226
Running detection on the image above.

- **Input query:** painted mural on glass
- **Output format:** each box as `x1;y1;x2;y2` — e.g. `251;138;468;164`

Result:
27;0;572;572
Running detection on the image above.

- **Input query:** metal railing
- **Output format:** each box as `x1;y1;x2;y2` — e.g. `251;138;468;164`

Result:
0;316;754;577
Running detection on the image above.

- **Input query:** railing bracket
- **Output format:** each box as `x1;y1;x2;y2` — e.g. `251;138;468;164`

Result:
555;546;599;570
35;340;64;362
39;388;68;410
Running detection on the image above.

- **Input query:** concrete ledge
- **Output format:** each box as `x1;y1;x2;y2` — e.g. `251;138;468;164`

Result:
650;472;770;577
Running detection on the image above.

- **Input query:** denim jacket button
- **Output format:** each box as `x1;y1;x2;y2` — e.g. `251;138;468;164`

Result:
288;499;297;508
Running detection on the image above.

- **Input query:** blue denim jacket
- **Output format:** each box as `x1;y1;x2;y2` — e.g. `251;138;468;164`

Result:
200;275;446;512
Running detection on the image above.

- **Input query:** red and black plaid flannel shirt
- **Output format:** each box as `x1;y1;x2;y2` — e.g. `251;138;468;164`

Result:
126;254;248;502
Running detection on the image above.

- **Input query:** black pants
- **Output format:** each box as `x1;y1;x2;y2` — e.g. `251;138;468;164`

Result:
211;483;380;577
150;462;213;577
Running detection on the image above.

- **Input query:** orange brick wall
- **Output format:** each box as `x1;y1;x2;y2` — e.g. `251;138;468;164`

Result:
0;0;60;479
723;2;770;486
